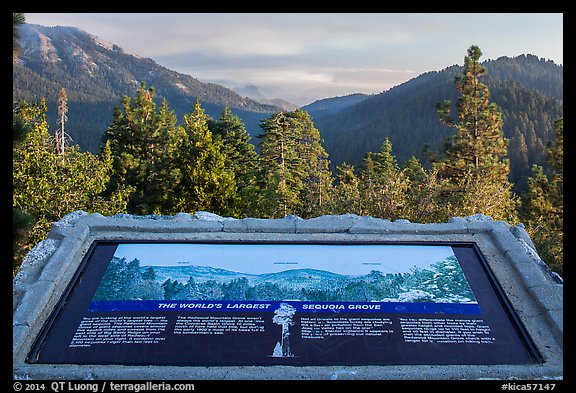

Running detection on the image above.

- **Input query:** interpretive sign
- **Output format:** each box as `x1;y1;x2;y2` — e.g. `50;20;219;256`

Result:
27;241;539;366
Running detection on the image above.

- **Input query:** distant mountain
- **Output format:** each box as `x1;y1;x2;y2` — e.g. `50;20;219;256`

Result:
142;257;476;304
233;84;265;100
13;23;282;152
257;98;299;111
302;93;370;120
314;55;563;192
233;84;299;111
148;265;257;286
255;268;348;291
149;265;345;291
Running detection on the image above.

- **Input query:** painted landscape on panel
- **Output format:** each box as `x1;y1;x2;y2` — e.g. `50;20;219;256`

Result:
92;244;477;304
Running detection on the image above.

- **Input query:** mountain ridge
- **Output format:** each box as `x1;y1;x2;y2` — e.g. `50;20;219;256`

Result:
13;23;563;193
313;55;563;191
13;23;282;152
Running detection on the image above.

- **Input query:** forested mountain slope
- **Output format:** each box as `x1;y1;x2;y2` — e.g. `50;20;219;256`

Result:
314;54;563;191
13;23;280;152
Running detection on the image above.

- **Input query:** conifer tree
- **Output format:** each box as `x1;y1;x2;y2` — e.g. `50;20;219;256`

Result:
434;45;518;222
13;100;128;275
359;138;409;220
165;100;236;215
13;13;25;60
258;111;305;218
103;83;178;214
208;106;261;217
288;109;332;218
328;163;362;215
520;118;563;275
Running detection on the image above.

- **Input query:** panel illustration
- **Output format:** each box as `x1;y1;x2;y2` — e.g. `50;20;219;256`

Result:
27;242;539;366
91;243;477;306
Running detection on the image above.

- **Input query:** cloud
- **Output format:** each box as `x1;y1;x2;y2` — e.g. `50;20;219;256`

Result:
24;12;563;106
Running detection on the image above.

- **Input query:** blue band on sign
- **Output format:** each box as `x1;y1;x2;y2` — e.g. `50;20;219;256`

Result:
88;300;481;315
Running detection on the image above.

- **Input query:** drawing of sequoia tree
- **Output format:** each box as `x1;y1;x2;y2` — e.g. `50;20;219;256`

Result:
271;303;296;357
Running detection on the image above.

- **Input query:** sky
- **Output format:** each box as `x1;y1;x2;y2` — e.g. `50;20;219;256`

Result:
24;13;563;106
112;243;457;276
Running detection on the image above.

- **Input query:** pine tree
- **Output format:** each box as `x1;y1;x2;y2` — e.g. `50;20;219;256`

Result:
359;138;409;220
103;83;178;214
13;100;129;275
13;13;25;60
165;100;236;215
521;118;563;275
288;109;332;218
258;111;305;218
434;45;518;222
328;163;362;215
208;106;261;217
258;109;332;218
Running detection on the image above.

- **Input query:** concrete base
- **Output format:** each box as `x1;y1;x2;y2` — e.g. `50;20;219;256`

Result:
13;212;563;380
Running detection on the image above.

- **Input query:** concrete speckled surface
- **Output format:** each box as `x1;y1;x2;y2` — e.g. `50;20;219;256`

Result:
13;212;563;380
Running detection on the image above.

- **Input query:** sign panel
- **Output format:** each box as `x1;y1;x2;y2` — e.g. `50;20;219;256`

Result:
27;241;539;366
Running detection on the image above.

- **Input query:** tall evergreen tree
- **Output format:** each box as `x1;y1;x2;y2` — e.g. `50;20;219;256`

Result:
258;111;305;218
208;106;261;217
288;109;332;218
434;45;518;222
258;109;332;218
520;118;563;275
13;100;129;275
13;13;25;60
359;138;409;220
103;83;178;214
165;100;236;215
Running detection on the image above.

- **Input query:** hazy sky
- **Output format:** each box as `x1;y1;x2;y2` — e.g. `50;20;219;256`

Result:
24;13;563;106
113;243;457;276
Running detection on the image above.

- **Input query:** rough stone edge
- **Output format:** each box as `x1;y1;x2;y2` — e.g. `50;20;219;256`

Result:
13;211;95;364
489;220;563;348
13;211;563;380
13;363;563;381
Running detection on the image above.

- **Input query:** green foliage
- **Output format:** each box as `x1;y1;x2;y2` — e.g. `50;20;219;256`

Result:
165;100;237;215
13;105;34;268
13;50;562;277
403;156;450;223
258;109;332;218
258;111;306;217
327;163;362;215
433;46;519;223
103;83;177;214
13;13;25;59
12;100;129;275
359;138;409;220
520;118;563;275
208;106;262;217
290;109;332;217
